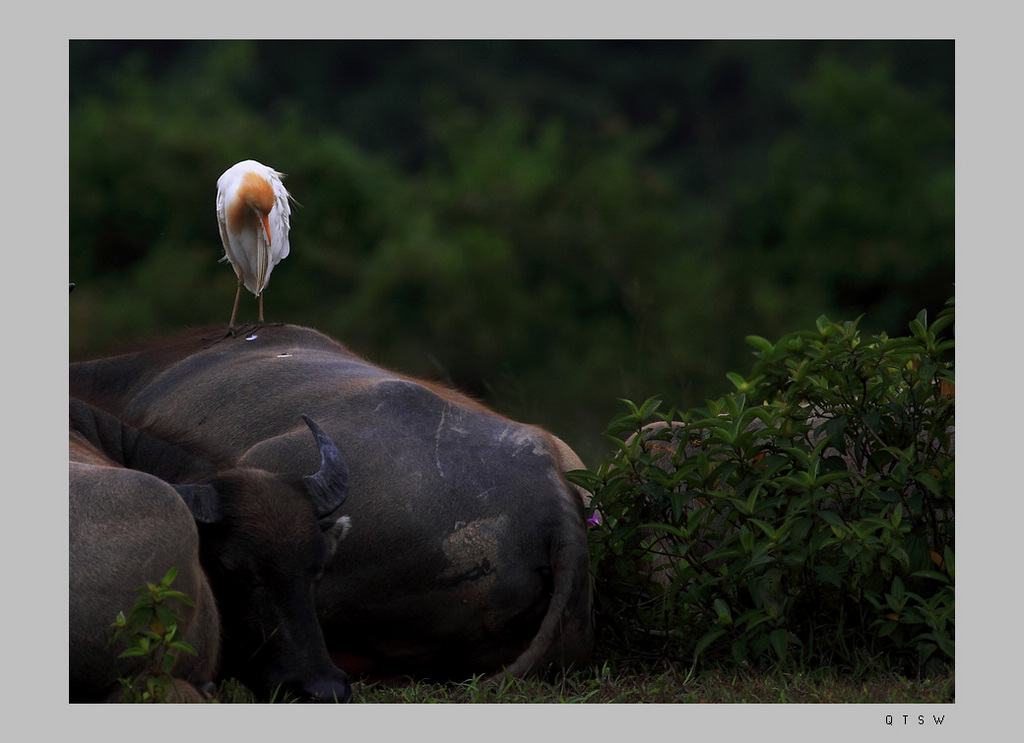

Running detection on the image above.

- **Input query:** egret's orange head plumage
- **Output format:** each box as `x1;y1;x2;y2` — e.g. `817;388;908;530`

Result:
228;171;277;240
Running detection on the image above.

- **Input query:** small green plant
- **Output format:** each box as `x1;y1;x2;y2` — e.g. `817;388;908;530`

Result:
110;566;201;703
571;298;954;675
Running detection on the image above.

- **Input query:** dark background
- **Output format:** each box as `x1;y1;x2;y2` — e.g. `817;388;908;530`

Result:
68;40;954;465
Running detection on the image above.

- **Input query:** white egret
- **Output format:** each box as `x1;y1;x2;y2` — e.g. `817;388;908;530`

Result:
216;159;293;328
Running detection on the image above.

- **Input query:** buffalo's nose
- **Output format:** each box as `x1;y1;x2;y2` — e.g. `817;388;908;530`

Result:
289;668;352;703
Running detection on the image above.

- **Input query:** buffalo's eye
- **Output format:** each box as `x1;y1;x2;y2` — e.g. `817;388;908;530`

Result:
217;555;265;587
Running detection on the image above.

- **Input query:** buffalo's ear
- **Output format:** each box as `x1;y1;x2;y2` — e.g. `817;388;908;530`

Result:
301;415;350;517
174;484;223;524
320;515;353;557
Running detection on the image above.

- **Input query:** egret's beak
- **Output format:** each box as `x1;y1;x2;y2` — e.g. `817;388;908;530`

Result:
260;213;272;246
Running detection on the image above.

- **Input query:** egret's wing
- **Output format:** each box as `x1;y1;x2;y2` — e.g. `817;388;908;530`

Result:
268;170;292;264
215;186;233;266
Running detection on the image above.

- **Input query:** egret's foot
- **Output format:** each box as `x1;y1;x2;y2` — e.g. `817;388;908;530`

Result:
201;322;285;348
239;321;285;336
201;323;256;348
231;322;262;336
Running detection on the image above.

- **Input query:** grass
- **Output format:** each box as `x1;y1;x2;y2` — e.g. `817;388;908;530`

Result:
352;665;954;704
207;663;953;704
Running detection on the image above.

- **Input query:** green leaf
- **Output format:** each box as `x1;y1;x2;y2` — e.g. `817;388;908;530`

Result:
639;522;689;541
745;335;775;355
909;569;949;584
913;471;943;497
726;372;748;391
693;628;727;660
169;641;199;656
812;564;842;589
714;598;733;626
890;576;906;601
891;503;903;528
161;566;180;586
770;628;791;662
739;527;755;555
749;518;777;540
161;653;177;674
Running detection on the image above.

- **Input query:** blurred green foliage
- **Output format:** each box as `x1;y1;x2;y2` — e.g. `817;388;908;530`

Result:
69;41;953;465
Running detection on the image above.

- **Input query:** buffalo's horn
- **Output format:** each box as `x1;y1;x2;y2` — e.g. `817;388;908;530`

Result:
301;414;350;517
173;483;223;524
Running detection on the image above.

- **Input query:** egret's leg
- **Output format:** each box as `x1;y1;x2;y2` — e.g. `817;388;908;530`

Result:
228;283;243;329
258;293;265;323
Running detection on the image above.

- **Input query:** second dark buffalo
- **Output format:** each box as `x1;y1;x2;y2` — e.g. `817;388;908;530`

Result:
69;399;354;702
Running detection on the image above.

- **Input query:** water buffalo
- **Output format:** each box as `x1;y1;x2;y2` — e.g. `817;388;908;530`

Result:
70;324;594;679
69;399;354;702
70;432;221;702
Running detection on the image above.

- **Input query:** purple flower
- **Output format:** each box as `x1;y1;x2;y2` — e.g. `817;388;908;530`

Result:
586;510;602;528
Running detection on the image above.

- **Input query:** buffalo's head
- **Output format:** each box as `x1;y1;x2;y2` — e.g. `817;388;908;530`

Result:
175;416;353;702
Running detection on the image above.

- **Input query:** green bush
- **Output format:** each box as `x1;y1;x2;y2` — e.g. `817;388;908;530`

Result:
570;297;954;674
